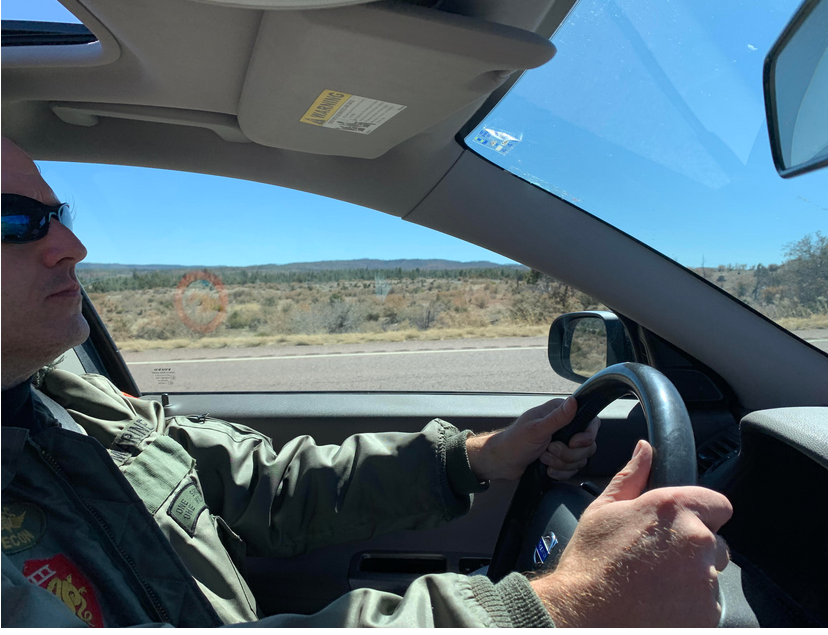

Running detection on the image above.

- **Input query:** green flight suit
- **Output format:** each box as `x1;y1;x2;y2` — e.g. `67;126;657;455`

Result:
1;368;552;627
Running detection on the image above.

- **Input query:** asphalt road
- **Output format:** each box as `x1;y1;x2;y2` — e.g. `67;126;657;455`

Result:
124;336;575;393
123;330;828;393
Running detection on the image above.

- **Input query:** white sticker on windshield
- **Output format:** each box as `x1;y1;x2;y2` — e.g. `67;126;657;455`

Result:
300;90;406;134
471;127;522;155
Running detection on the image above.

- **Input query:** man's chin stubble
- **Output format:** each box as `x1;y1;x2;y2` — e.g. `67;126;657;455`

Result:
3;315;91;386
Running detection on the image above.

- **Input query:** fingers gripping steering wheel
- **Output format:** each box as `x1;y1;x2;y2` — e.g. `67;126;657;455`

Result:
487;362;697;582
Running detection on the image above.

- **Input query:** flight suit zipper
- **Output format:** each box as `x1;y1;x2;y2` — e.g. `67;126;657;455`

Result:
36;444;172;624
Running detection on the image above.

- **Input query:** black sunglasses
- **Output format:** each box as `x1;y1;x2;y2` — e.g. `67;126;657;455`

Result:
2;193;74;244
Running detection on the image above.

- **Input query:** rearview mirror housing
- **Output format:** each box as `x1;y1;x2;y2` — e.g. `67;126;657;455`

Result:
548;311;634;384
764;0;828;178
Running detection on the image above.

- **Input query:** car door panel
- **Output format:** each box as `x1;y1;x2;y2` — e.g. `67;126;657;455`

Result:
147;392;644;615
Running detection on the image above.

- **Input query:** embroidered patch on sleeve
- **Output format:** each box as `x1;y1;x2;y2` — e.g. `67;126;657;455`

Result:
23;554;105;627
167;482;207;537
1;501;46;555
109;417;155;466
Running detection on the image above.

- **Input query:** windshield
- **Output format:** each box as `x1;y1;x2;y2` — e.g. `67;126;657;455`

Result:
467;0;827;334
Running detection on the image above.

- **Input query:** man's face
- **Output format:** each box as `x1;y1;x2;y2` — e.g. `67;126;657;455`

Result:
1;139;90;386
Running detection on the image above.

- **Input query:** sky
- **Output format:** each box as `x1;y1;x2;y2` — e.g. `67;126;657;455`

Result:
39;162;513;267
471;0;827;268
4;0;826;269
3;0;80;23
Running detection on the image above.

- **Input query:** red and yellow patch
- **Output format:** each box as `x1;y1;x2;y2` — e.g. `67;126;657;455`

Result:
23;554;104;627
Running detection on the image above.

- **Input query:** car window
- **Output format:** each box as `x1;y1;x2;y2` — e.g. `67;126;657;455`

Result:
1;0;81;23
467;0;827;340
54;348;86;376
41;161;590;394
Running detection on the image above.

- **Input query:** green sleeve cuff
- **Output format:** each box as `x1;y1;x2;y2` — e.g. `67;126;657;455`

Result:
468;572;556;628
444;427;489;496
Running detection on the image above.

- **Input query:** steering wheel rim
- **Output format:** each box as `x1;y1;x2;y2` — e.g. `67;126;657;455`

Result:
487;362;696;582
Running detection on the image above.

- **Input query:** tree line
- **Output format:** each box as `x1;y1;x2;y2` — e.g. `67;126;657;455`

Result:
705;232;827;315
79;266;528;293
79;232;826;318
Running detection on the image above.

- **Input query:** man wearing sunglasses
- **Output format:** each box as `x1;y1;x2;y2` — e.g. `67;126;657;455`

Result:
1;139;90;394
2;137;731;628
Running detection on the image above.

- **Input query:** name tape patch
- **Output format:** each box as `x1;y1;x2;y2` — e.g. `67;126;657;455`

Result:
167;482;207;537
109;417;155;466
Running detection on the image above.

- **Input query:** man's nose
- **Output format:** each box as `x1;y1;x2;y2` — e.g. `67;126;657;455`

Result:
40;219;88;267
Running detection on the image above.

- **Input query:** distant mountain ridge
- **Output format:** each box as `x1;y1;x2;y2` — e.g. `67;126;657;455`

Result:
78;258;526;272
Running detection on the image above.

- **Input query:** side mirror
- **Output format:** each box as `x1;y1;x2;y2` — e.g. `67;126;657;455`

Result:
548;311;634;384
764;0;828;178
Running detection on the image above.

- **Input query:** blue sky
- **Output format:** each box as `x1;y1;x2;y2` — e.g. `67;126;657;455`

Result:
472;0;827;268
6;0;827;268
39;162;512;267
2;0;81;23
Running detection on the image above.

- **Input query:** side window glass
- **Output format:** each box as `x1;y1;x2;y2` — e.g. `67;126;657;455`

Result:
54;348;87;376
42;162;601;394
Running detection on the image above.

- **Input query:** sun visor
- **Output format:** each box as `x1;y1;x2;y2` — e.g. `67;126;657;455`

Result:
193;0;373;7
237;3;555;158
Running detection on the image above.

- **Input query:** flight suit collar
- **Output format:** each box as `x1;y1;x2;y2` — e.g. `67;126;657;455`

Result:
1;427;28;490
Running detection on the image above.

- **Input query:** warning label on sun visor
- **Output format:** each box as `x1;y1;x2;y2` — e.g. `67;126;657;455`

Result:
300;90;405;134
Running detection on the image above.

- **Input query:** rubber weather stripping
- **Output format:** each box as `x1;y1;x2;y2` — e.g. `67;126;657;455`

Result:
1;21;97;47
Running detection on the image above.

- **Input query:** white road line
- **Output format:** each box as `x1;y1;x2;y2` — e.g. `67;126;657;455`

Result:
128;345;547;366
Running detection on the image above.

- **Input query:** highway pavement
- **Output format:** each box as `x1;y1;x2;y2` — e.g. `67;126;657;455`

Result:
124;336;575;393
123;330;828;394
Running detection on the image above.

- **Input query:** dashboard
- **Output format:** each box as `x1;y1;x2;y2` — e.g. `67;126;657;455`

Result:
703;407;828;627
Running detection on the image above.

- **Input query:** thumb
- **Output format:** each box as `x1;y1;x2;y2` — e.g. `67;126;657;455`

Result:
592;440;653;508
527;396;577;442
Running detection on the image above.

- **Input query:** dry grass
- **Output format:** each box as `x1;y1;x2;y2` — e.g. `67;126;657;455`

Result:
93;270;826;355
116;314;828;353
117;324;549;352
775;313;828;330
91;273;598;353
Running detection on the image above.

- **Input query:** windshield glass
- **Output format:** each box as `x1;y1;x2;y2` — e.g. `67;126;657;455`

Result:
467;0;827;334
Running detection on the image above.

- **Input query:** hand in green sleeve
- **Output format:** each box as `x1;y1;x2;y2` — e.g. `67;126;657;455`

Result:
465;396;600;482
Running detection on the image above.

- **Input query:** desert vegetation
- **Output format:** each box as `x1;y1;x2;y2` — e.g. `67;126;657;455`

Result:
79;232;827;353
692;231;828;330
83;266;602;352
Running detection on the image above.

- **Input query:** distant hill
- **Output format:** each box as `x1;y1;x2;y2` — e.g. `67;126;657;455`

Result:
78;258;526;272
78;263;190;270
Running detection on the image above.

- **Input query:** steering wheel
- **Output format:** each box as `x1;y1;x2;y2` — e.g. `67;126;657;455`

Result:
487;362;697;581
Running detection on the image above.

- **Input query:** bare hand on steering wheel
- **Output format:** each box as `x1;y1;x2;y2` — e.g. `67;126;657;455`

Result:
531;440;732;627
465;396;600;482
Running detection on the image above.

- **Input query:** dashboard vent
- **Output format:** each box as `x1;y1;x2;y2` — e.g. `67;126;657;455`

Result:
697;427;740;476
